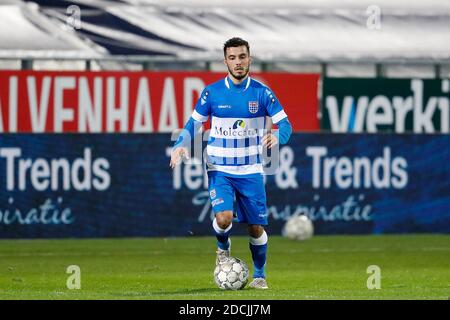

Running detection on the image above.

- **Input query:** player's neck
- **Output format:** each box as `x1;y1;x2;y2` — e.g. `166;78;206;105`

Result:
228;73;249;85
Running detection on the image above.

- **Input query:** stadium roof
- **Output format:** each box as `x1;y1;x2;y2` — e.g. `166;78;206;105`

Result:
2;0;450;63
0;0;105;58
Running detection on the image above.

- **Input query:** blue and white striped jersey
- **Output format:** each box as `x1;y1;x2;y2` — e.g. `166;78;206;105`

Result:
190;76;289;176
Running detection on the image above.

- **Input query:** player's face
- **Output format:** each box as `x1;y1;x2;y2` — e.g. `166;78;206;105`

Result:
224;46;251;81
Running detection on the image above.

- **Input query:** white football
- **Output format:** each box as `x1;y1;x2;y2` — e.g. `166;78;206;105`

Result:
282;215;314;240
213;257;249;290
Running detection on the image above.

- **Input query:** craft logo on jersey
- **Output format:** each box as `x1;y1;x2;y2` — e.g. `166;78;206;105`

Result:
248;101;259;114
210;189;216;199
232;120;246;129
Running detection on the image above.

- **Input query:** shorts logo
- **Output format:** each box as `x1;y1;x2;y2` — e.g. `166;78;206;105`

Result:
211;198;224;207
248;101;259;114
259;210;268;218
210;189;216;199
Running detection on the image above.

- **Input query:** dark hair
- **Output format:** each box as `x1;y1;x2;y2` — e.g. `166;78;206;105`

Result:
223;37;250;57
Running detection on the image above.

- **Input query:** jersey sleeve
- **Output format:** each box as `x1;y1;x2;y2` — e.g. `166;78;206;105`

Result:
262;87;288;124
273;118;292;145
191;88;211;123
173;88;211;149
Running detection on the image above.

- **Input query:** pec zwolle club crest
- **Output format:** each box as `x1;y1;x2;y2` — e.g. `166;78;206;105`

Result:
248;101;259;114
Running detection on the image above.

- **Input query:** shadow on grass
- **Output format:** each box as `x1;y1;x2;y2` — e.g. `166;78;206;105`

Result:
111;287;252;298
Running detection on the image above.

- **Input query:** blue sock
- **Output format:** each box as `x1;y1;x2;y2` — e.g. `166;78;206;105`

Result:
213;218;232;250
249;231;268;279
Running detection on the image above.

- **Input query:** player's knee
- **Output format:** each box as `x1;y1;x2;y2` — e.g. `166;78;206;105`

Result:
248;224;264;238
215;211;233;229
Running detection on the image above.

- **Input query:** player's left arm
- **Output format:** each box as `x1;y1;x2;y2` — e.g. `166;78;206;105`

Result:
261;88;292;149
273;117;292;144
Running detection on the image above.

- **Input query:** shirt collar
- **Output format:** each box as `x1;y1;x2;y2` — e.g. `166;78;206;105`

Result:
224;76;251;91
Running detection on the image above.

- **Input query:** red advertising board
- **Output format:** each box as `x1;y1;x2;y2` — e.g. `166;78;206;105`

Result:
0;71;319;133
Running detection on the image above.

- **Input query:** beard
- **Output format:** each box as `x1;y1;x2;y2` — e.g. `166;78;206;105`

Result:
228;66;249;80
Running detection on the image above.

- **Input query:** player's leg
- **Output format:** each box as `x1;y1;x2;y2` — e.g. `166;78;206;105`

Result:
208;172;235;264
248;224;268;278
214;210;233;248
233;175;269;289
248;224;269;289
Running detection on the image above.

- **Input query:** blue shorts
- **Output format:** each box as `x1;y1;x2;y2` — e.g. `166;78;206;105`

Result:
208;172;268;225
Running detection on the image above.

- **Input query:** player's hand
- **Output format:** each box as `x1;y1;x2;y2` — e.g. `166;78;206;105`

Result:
170;147;189;169
262;133;278;149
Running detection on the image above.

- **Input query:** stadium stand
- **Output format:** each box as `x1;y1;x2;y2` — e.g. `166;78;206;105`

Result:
0;0;448;76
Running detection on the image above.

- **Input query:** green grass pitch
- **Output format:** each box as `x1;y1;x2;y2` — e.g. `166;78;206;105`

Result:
0;235;449;300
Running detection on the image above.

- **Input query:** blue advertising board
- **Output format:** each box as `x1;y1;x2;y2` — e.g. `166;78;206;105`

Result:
0;133;449;238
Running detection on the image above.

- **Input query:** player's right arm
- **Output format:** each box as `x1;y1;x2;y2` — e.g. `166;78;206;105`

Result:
169;89;211;169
